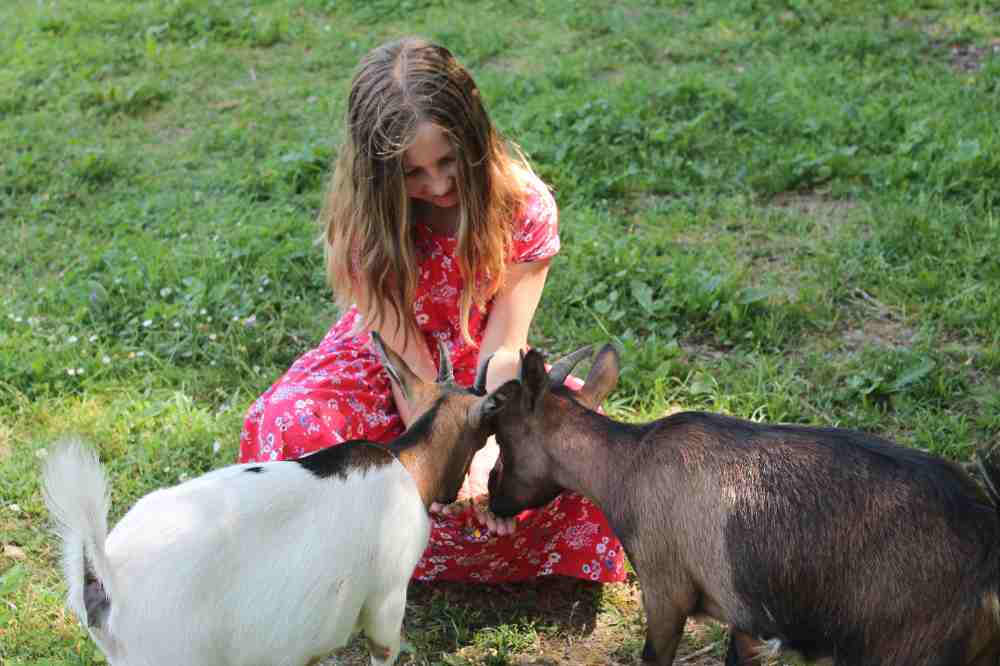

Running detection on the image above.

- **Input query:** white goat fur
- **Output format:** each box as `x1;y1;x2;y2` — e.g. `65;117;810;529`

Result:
42;438;428;666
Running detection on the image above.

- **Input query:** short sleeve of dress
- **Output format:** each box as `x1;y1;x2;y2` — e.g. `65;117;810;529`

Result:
511;174;560;264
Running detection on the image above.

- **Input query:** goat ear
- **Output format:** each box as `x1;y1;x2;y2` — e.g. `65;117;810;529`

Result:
370;331;422;400
576;343;620;409
469;380;519;430
518;349;549;411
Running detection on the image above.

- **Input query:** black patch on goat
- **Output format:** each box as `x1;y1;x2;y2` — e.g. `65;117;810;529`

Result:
701;411;1000;663
296;392;468;479
386;390;473;457
295;439;396;480
83;557;110;628
244;466;264;474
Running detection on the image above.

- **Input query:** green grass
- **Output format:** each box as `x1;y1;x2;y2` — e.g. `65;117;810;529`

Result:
2;0;999;663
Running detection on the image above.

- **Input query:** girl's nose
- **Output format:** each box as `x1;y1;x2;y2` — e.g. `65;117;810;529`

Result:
428;171;452;196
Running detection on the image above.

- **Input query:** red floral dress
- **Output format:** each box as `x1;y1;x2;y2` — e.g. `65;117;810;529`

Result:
239;176;626;584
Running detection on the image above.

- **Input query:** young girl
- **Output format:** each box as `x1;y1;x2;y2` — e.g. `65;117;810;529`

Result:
239;37;626;584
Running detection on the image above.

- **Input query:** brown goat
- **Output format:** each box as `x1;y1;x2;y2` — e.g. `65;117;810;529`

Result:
486;344;1000;666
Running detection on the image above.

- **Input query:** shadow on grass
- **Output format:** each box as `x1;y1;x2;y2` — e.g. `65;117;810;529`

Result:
327;575;617;666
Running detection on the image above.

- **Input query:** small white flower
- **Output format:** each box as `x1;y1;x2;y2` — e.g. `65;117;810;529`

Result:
137;351;146;357
200;308;207;315
102;355;112;364
9;504;21;513
89;335;98;343
212;440;221;454
173;321;180;328
232;315;239;322
160;288;173;298
14;316;22;323
209;334;217;341
67;368;76;376
77;368;84;375
67;336;78;344
143;319;152;328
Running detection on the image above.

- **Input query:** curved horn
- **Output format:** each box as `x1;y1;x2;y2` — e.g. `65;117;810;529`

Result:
548;345;594;389
436;340;455;385
471;352;495;396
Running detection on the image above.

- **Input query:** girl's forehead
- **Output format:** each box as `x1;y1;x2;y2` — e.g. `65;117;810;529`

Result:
403;122;454;167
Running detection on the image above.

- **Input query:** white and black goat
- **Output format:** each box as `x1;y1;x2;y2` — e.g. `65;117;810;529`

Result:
41;332;514;666
486;344;1000;666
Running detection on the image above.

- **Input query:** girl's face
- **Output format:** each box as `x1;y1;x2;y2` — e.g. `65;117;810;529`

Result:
403;122;459;209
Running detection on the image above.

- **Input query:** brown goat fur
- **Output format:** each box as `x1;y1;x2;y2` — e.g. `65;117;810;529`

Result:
487;345;1000;666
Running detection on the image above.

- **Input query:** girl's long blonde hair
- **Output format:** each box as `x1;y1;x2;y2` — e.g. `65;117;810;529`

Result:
322;36;531;346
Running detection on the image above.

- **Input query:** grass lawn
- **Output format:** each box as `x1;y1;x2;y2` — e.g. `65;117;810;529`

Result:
2;1;999;664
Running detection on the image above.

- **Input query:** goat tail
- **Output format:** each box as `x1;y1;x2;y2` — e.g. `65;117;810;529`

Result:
41;439;115;629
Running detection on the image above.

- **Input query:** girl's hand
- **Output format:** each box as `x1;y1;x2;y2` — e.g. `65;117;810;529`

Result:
429;495;517;537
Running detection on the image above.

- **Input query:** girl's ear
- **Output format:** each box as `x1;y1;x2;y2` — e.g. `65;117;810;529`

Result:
371;331;422;400
518;349;550;411
577;343;620;410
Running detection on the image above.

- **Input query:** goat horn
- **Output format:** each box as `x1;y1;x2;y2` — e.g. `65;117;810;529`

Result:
548;345;594;388
472;352;495;396
436;341;455;385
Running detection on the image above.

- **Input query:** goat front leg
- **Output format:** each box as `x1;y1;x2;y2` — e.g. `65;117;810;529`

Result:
642;590;692;665
360;584;407;666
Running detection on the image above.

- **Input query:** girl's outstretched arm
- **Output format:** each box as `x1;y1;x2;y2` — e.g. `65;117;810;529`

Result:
433;258;551;537
354;285;437;428
478;257;552;392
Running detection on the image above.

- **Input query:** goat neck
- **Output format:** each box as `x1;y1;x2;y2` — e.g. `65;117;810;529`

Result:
387;394;479;509
540;391;647;510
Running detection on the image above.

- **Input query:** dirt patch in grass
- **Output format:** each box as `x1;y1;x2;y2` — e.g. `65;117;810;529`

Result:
840;288;915;351
842;317;915;351
0;424;11;462
484;54;540;75
770;191;860;230
931;38;1000;73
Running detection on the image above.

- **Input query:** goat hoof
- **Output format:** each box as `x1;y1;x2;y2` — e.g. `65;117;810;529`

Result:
367;641;392;660
641;637;656;661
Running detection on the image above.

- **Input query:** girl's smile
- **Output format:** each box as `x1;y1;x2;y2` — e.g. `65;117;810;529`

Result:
404;122;460;209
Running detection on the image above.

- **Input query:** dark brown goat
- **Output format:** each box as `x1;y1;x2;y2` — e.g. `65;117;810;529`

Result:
486;344;1000;666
